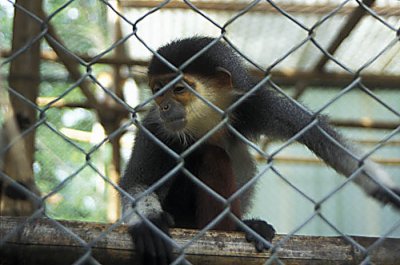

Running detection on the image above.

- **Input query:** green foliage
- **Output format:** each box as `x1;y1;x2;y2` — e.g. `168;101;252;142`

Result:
34;106;109;222
2;1;114;222
43;0;110;54
0;2;13;51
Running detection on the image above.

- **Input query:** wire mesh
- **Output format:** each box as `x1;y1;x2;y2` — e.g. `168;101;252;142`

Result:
1;0;400;264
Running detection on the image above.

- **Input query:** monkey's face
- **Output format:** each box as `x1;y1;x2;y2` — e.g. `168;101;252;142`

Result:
149;73;235;139
149;74;195;132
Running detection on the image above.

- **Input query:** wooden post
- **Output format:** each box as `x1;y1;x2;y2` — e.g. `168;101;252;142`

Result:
1;0;42;216
105;0;129;222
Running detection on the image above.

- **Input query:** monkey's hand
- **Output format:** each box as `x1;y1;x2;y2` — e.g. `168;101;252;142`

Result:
240;219;275;252
128;212;175;265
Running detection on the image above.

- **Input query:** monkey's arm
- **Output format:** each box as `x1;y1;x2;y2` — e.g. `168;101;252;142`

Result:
235;88;400;208
120;117;177;264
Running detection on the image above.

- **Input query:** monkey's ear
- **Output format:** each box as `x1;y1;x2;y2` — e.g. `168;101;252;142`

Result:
216;67;234;89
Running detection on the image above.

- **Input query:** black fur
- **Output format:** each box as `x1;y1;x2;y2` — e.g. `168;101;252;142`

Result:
129;212;175;265
148;37;354;169
121;37;400;265
241;219;276;252
149;37;359;175
148;36;252;90
372;187;400;208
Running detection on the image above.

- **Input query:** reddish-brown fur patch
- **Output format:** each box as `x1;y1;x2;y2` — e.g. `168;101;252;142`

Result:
196;145;241;231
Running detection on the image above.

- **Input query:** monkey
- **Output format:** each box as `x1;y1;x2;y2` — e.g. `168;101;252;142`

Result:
120;36;400;265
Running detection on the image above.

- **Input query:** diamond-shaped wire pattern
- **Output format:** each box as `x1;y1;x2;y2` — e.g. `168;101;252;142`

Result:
1;0;400;264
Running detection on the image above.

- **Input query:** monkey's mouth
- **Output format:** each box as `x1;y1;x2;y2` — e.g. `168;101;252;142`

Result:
165;118;186;131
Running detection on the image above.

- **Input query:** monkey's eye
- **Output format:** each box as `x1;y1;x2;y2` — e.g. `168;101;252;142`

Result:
173;85;187;94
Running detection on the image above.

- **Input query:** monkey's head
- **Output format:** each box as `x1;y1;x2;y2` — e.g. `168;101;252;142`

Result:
148;37;250;139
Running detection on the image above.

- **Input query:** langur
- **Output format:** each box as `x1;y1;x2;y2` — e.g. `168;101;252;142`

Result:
120;37;400;265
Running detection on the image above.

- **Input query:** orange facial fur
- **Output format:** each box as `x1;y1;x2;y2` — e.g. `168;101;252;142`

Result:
150;73;197;107
149;73;236;142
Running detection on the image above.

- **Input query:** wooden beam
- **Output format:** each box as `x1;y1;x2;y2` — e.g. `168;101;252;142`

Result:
314;0;375;71
2;50;400;89
331;118;399;130
257;155;400;166
1;217;400;264
294;0;376;99
38;12;101;111
36;97;91;109
254;69;400;90
0;49;148;67
119;1;400;17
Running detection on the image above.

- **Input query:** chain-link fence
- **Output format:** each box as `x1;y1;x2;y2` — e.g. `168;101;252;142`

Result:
1;0;400;264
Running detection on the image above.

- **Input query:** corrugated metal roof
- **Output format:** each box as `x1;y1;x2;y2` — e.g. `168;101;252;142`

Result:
117;0;400;76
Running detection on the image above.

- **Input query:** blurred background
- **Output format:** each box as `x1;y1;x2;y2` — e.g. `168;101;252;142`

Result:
1;0;399;238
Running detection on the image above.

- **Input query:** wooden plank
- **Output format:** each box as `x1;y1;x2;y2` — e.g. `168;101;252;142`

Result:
1;217;400;264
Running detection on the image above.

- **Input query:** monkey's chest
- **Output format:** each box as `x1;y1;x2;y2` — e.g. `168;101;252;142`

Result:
163;174;197;228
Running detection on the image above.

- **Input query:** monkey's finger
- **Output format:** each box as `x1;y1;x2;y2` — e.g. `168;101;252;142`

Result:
163;237;174;264
255;240;267;252
159;215;175;264
245;233;268;252
160;227;174;264
245;231;255;242
152;232;170;265
143;230;158;265
132;230;145;264
135;239;145;264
